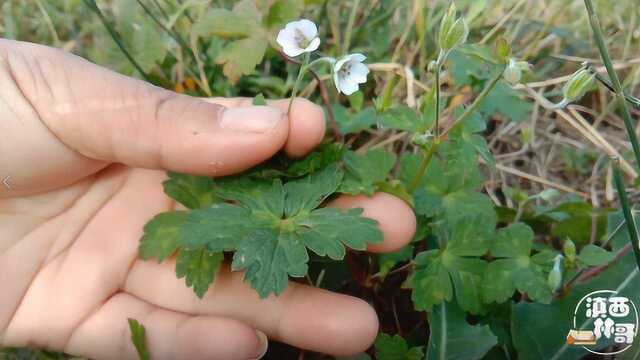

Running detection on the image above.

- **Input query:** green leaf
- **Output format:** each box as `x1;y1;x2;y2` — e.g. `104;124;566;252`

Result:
127;318;150;360
377;245;414;279
299;207;383;257
193;9;256;38
379;106;420;131
215;35;268;84
180;203;259;251
139;211;188;262
163;172;215;209
175;248;224;298
286;143;345;177
252;93;267;105
338;149;396;196
427;301;497;360
283;164;343;216
179;166;382;298
577;244;615;266
482;223;553;304
375;333;424;360
333;106;379;135
410;215;492;314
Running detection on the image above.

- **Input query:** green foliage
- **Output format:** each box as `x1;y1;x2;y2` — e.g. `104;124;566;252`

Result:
482;223;553;304
409;214;493;314
163;172;216;209
375;333;424;360
143;165;383;298
175;248;224;298
339;149;396;196
427;301;497;359
127;318;150;360
577;244;615;266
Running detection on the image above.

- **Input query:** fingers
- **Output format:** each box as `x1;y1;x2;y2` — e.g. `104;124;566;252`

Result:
65;293;268;360
0;40;291;178
125;264;378;356
327;192;416;253
205;97;326;158
126;193;414;356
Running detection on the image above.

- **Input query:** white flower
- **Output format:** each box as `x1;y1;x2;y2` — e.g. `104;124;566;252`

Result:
276;19;321;57
333;53;369;95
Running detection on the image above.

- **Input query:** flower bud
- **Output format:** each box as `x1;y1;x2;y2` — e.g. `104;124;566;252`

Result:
547;254;564;291
504;59;522;85
562;67;596;103
503;58;531;85
563;239;576;264
495;37;511;64
411;131;434;148
438;3;468;52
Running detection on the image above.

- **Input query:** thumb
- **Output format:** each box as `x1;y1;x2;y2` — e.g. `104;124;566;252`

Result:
1;39;289;177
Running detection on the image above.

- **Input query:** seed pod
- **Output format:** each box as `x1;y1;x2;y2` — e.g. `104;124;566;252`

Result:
562;67;596;103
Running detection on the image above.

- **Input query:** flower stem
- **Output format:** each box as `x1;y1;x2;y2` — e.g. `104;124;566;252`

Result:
288;52;311;114
441;69;504;137
612;161;640;270
584;0;640;169
407;139;439;193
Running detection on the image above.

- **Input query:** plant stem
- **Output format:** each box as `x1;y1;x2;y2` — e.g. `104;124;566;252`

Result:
343;0;360;54
434;62;442;138
612;163;640;271
288;52;311;114
584;0;640;169
82;0;152;82
441;69;504;137
407;140;439;193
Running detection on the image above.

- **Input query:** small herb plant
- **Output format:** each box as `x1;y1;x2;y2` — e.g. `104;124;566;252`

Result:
10;0;636;358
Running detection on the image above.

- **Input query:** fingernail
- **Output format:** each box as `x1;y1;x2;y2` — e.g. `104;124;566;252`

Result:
219;106;283;133
249;330;269;360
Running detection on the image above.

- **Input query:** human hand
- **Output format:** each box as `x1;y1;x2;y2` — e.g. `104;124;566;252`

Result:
0;39;416;360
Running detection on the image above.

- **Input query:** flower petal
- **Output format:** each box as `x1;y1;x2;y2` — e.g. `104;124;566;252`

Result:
304;37;321;53
338;79;359;95
277;28;296;49
295;19;318;39
334;57;350;73
347;53;366;62
282;45;305;57
349;62;369;83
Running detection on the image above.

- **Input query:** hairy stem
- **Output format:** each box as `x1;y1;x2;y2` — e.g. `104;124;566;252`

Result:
288;52;311;113
442;69;503;137
407;140;439;193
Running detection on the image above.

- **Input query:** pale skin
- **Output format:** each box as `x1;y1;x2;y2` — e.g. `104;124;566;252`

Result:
0;40;417;360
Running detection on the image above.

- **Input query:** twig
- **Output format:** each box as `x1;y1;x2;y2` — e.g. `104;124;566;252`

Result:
491;162;589;198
